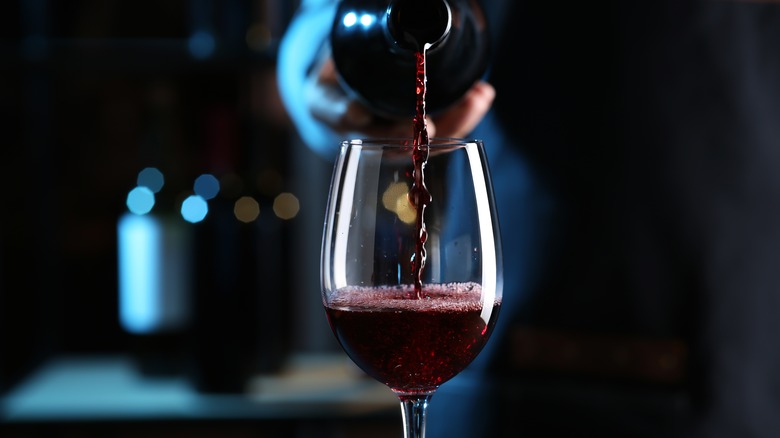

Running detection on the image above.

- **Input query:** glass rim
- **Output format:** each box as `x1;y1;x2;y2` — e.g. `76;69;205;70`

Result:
340;137;483;148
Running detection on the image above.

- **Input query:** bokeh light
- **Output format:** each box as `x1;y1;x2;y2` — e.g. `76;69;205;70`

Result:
137;167;164;193
234;196;260;223
126;186;156;215
273;192;300;220
194;173;220;200
189;30;215;59
381;182;415;224
181;195;209;223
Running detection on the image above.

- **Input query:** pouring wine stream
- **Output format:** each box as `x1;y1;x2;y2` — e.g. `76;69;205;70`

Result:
389;0;452;300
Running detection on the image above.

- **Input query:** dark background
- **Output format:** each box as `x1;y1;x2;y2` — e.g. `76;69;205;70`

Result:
0;0;348;396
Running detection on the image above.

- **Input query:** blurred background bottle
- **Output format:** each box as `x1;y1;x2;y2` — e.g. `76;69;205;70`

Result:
118;82;193;377
187;103;292;393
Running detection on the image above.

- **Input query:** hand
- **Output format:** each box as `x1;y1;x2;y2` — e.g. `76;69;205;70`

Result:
305;57;496;139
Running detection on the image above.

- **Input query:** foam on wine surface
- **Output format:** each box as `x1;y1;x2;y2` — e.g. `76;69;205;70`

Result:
329;282;494;312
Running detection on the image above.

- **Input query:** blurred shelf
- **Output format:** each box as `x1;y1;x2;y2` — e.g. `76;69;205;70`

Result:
0;352;397;425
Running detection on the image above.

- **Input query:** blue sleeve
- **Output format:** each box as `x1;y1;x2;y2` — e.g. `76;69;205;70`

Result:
277;0;341;159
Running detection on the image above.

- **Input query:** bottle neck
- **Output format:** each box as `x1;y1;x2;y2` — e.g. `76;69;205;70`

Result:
387;0;452;51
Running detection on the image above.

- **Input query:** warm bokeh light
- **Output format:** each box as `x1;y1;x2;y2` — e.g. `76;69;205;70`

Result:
234;196;260;223
273;192;300;220
395;195;416;224
381;181;415;224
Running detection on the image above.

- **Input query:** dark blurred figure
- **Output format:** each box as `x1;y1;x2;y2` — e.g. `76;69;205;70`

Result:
277;0;780;436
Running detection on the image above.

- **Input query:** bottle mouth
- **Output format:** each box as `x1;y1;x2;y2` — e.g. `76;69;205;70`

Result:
386;0;452;51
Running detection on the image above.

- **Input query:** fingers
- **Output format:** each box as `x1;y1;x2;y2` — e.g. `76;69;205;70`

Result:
430;81;496;138
307;58;385;134
306;58;358;129
317;56;339;84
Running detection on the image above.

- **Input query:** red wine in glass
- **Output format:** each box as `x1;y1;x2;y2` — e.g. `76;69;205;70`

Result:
325;283;500;394
322;137;501;438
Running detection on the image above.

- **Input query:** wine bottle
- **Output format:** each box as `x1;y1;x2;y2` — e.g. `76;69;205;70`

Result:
330;0;491;118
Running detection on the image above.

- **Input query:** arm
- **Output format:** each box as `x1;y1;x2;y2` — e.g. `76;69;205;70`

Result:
276;0;341;158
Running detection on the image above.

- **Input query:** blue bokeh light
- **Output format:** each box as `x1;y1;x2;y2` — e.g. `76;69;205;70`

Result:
137;167;164;193
189;30;216;59
181;195;209;223
126;186;156;215
360;13;375;27
194;173;220;200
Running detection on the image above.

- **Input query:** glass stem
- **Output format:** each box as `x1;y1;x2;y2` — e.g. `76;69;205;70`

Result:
398;393;433;438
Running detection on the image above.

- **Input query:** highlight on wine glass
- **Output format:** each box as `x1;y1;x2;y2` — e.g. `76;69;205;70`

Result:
321;138;502;437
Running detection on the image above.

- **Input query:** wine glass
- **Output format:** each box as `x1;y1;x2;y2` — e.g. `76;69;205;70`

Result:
321;138;503;438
